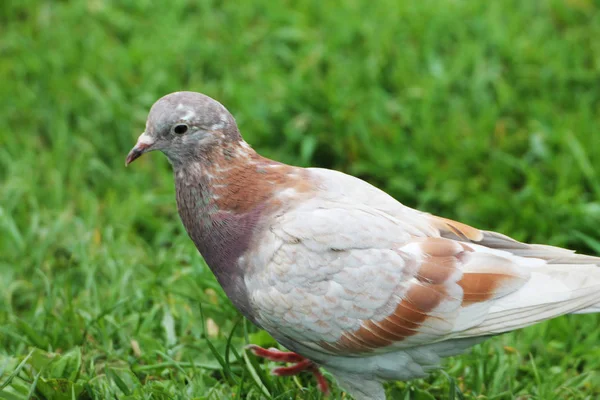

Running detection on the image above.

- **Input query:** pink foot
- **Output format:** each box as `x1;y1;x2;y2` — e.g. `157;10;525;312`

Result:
246;344;330;395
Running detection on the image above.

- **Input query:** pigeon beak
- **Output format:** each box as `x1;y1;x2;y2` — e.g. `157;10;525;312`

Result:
126;132;155;166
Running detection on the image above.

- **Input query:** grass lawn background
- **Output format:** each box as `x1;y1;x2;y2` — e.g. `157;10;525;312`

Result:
1;0;599;398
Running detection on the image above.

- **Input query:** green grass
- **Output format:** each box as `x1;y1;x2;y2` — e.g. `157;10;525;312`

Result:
1;0;600;398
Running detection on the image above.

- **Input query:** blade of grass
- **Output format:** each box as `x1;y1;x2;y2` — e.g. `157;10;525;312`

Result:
0;350;34;390
25;369;42;400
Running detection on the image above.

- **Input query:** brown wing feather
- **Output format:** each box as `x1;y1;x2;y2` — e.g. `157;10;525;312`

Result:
430;216;484;242
431;215;600;265
325;237;528;354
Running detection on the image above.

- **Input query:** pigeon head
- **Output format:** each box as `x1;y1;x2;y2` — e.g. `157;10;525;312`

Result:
126;91;241;166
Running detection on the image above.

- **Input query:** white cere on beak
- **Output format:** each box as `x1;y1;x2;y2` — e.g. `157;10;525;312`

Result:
137;131;155;146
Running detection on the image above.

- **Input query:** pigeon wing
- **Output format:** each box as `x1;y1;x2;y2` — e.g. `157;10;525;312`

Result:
246;199;532;356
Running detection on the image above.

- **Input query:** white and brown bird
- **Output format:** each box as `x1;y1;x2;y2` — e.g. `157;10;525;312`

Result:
126;91;600;400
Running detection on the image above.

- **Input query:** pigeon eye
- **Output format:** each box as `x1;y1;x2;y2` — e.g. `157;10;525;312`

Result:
173;124;188;134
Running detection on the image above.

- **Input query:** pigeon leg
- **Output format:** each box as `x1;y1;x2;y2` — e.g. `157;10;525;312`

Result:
245;344;305;363
246;344;330;394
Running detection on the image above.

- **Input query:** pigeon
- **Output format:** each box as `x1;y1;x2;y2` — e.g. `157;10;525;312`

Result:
126;91;600;400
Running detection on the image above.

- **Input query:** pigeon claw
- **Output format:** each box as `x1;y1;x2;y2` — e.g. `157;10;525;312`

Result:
246;344;330;395
245;344;304;363
271;359;313;376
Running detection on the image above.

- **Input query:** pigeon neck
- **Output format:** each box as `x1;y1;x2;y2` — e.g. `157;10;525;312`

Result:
175;141;282;214
173;142;276;323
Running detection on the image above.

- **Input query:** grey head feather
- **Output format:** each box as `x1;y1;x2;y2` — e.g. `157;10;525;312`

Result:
143;91;242;166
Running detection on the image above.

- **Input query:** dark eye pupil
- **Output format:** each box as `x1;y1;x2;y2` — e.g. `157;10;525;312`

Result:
174;124;188;134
